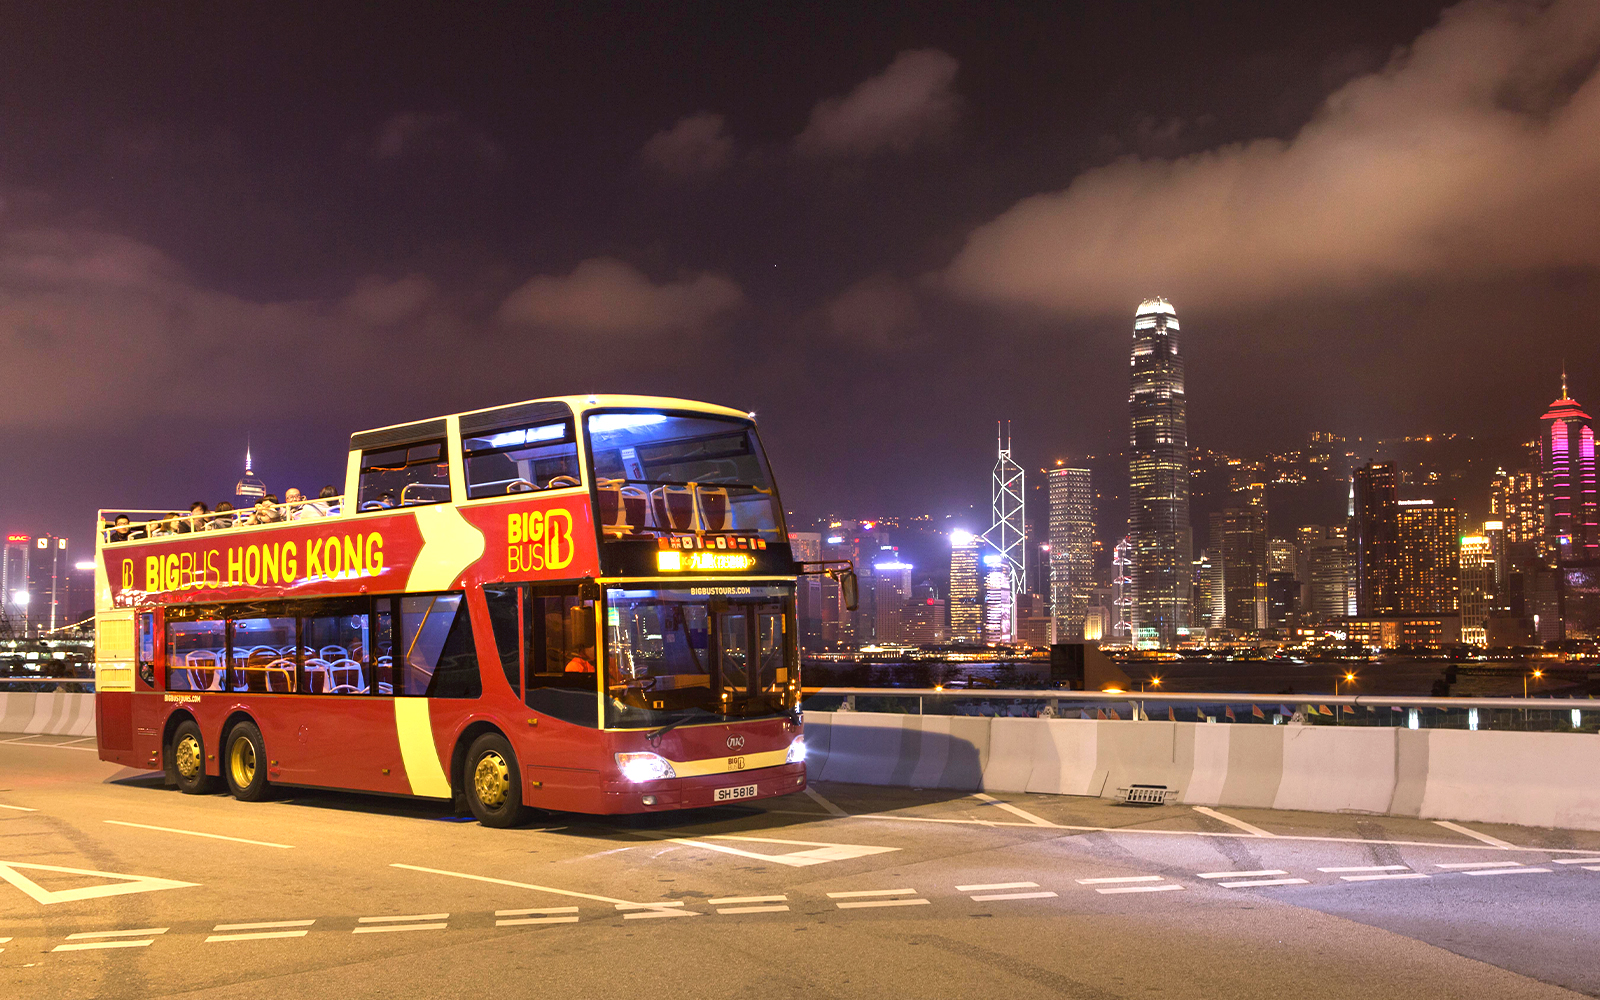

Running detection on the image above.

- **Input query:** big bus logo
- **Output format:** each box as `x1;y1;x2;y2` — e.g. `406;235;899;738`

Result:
507;508;575;573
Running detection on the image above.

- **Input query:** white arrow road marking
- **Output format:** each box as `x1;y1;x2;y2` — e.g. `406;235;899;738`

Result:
0;861;197;905
659;834;899;867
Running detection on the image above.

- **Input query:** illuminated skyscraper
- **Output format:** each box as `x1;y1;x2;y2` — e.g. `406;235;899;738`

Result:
1459;533;1493;645
982;552;1013;643
1353;463;1400;615
2;534;30;634
1047;465;1093;640
1490;466;1543;546
236;445;267;501
984;423;1026;632
1210;507;1268;632
1396;500;1460;614
1127;298;1191;646
1540;373;1598;561
948;531;983;644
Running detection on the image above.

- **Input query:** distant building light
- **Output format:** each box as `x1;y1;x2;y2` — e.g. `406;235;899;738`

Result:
826;536;844;545
1397;499;1434;506
74;561;96;571
1483;520;1504;530
949;529;975;547
11;591;29;605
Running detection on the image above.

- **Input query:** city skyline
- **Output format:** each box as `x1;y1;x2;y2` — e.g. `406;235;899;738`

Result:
2;2;1599;549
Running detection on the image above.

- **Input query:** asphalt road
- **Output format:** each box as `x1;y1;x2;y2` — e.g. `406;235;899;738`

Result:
2;732;1599;999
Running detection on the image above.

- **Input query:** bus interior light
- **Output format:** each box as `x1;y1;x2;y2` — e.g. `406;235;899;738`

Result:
616;751;676;782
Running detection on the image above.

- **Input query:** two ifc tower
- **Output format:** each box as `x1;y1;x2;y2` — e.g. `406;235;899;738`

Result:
985;297;1186;647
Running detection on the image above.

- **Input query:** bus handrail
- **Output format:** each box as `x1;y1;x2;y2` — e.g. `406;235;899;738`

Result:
97;495;347;541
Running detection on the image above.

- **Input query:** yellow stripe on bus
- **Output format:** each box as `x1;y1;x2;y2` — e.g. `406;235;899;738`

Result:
669;748;789;778
394;699;452;799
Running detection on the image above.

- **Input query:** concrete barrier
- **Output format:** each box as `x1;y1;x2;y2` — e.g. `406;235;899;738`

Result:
0;691;96;737
804;710;1600;832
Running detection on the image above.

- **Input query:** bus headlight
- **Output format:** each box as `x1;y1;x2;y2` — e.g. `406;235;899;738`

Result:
786;736;806;764
615;752;676;783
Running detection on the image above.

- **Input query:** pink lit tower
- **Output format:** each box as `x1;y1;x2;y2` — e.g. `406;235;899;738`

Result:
1540;369;1598;561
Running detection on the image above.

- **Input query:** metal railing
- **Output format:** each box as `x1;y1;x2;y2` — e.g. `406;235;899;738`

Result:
801;687;1599;733
98;496;347;541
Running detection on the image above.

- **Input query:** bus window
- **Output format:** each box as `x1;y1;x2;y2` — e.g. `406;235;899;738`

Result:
358;440;451;511
302;608;370;694
397;594;481;698
374;601;396;694
230;617;298;693
462;420;580;498
483;585;521;696
137;612;156;689
166;619;226;692
523;590;598;727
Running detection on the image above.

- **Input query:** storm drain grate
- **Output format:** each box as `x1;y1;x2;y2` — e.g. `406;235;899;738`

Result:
1116;784;1178;806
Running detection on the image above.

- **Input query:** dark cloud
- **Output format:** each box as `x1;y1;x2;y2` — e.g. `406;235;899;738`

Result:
796;49;960;157
945;0;1600;314
641;112;735;178
496;257;743;337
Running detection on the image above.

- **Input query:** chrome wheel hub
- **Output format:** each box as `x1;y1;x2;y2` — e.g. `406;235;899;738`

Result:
474;753;510;808
175;735;202;779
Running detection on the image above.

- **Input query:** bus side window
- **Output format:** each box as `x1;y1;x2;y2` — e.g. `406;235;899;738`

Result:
483;585;521;697
522;590;597;726
136;612;156;689
166;619;226;692
397;594;481;698
373;599;396;695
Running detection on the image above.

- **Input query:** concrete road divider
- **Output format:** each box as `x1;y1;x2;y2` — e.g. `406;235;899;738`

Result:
803;710;1600;833
0;691;96;737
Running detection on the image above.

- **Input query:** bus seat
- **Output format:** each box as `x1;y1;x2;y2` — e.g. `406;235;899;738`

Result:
264;658;296;694
696;485;730;532
650;485;696;532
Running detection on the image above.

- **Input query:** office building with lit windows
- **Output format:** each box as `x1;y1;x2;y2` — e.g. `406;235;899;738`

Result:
1540;375;1598;560
1353;463;1401;615
1127;297;1191;647
1210;507;1268;632
1396;500;1460;615
1459;533;1493;645
948;531;983;644
1047;465;1093;640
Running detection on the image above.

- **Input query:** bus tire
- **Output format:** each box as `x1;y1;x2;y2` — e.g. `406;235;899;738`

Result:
169;719;217;795
464;733;528;828
223;721;271;802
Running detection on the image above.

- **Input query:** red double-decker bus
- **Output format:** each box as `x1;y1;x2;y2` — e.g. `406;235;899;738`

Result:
92;395;818;825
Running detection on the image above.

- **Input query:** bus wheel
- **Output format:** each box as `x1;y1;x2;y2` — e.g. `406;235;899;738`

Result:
224;721;271;802
169;720;217;795
465;733;528;828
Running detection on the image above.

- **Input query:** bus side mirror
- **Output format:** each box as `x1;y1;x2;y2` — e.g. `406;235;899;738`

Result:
840;570;859;612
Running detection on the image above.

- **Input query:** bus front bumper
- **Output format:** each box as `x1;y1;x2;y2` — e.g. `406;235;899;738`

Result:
600;761;806;812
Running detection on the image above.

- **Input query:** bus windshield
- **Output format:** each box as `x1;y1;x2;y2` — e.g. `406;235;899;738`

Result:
604;584;796;729
586;411;784;543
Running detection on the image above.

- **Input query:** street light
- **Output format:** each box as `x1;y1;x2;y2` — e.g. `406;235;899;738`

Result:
1334;671;1356;697
1525;668;1544;699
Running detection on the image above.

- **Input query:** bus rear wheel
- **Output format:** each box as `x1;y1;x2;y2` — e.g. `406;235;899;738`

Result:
224;721;271;802
168;719;217;795
465;733;529;828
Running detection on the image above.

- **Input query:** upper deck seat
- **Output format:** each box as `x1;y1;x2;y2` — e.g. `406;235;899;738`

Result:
696;486;730;533
596;479;651;537
650;486;697;532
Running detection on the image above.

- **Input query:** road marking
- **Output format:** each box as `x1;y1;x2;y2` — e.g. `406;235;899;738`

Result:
53;939;155;951
717;905;791;914
1319;865;1411;873
971;792;1055;827
214;920;315;930
0;860;197;905
206;930;309;942
104;820;293;849
53;927;168;952
1432;820;1516;849
1217;878;1309;888
624;910;695;919
827;889;916;898
659;834;898;867
1076;876;1164;884
1554;858;1600;865
708;895;787;905
66;928;169;939
353;923;447;934
497;916;579;926
1342;873;1431;882
497;907;579;916
390;862;676;912
0;736;97;752
1435;862;1523;869
835;898;930;909
616;901;685;909
1585;867;1600;872
1197;869;1287;879
804;787;848;817
956;882;1039;892
0;803;37;812
1464;867;1552;876
1192;806;1275;837
358;913;449;922
1096;884;1183;895
970;891;1058;901
847;812;1598;854
53;736;96;746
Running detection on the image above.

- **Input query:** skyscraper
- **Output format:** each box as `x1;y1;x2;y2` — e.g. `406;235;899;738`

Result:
1490;466;1543;547
1353;463;1401;615
1047;465;1093;640
2;534;30;634
236;445;267;501
1395;500;1460;614
948;530;983;644
27;535;69;633
1297;525;1353;621
1210;507;1268;632
1127;298;1191;647
1459;532;1493;645
1540;373;1598;561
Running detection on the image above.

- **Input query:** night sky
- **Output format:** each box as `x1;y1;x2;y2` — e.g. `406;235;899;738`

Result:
3;1;1598;554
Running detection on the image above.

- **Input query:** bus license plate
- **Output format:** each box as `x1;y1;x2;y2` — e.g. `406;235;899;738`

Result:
715;784;758;802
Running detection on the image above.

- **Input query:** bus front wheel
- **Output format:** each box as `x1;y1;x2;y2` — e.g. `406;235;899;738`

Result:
169;720;217;795
224;721;271;802
464;733;529;828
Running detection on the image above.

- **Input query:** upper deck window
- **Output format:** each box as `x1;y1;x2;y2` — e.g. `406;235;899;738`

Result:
359;439;450;511
586;412;783;541
462;420;581;499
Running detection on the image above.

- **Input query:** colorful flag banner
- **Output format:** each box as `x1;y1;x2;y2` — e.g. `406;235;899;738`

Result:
1252;704;1266;719
1225;705;1236;721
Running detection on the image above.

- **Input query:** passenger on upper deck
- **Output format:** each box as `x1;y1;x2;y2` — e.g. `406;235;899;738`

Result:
207;502;237;530
108;515;146;543
249;495;282;525
149;513;184;537
185;502;209;533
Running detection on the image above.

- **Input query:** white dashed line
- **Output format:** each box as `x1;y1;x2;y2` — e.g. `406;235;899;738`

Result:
1319;866;1411;873
1076;876;1164;884
1435;862;1522;869
53;939;155;951
353;913;448;934
709;896;787;905
615;901;685;909
834;898;930;909
358;913;449;922
104;820;293;849
497;914;579;926
1341;873;1430;882
54;927;168;951
956;882;1039;891
1464;867;1552;876
1216;878;1310;888
1197;870;1287;879
717;905;791;914
65;928;169;939
1554;858;1600;865
827;889;916;898
206;930;309;942
1095;884;1183;895
214;920;316;931
1585;867;1600;872
970;891;1058;901
1433;820;1517;849
0;803;37;812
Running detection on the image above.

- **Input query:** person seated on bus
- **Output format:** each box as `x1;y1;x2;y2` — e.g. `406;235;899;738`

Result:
108;514;146;542
317;484;340;515
207;502;238;529
184;501;209;533
284;487;309;518
564;644;597;675
149;513;184;537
